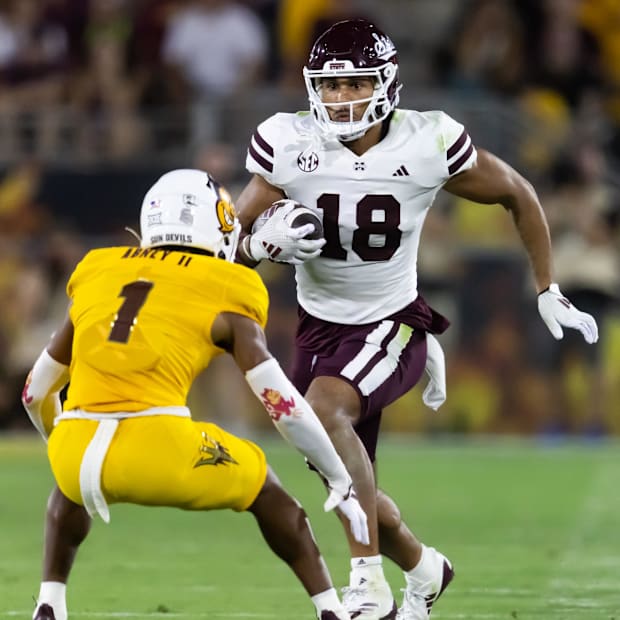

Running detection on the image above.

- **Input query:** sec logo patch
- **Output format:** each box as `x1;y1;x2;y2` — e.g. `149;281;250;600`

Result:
297;151;319;172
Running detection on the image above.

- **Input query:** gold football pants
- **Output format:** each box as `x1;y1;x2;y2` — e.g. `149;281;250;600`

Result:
48;415;267;512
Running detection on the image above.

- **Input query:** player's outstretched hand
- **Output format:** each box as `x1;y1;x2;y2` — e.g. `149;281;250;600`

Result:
324;484;369;545
249;200;325;264
538;283;599;344
422;334;446;411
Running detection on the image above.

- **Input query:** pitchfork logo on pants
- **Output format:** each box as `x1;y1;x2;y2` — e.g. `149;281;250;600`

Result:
297;151;319;172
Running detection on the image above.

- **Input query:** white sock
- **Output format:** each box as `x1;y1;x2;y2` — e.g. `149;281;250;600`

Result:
349;555;387;586
311;587;346;617
405;544;436;588
35;582;67;620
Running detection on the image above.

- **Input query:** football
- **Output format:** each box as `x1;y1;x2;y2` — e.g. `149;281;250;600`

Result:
252;200;324;240
284;204;324;240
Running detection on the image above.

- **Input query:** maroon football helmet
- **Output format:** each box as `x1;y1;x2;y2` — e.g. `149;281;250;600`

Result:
303;19;401;141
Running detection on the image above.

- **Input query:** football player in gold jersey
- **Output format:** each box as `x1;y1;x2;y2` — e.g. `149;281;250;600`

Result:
22;169;369;620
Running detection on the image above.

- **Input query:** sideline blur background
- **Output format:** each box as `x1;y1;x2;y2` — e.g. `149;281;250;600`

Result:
1;0;619;438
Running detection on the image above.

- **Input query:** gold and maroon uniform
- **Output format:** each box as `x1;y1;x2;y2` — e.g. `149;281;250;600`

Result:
49;246;269;513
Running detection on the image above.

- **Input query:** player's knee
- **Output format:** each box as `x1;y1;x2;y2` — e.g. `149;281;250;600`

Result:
376;489;401;530
306;377;361;430
46;486;91;542
308;400;362;446
46;487;73;522
252;468;306;518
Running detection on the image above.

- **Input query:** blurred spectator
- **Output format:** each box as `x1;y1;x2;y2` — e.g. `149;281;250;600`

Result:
277;0;372;91
131;0;178;70
68;0;148;160
43;0;89;67
0;245;48;430
127;0;192;151
130;0;181;105
161;0;268;102
241;0;280;81
0;0;70;158
531;142;620;433
518;88;572;183
277;0;329;90
517;0;603;111
0;160;53;430
0;159;49;236
579;0;620;87
307;1;375;55
435;0;526;97
578;0;620;162
0;228;86;432
448;310;523;433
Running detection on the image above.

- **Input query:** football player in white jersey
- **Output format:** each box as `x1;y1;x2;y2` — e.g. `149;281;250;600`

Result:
235;19;598;620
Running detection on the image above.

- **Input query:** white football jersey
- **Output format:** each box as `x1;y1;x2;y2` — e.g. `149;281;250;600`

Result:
246;109;477;323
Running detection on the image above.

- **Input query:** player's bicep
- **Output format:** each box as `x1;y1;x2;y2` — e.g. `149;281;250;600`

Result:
443;148;523;205
236;174;286;232
211;311;271;372
47;309;74;365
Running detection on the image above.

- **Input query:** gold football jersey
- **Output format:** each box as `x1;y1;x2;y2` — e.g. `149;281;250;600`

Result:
63;247;269;412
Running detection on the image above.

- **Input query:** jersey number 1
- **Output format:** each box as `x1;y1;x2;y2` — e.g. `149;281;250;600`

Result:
108;280;154;343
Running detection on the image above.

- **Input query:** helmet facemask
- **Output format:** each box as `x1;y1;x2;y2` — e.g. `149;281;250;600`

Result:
304;60;400;142
303;19;402;142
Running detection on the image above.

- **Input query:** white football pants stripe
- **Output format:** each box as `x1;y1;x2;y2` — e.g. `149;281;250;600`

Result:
340;320;395;381
341;321;414;396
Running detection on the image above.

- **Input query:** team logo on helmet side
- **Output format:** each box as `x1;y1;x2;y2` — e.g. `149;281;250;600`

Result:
216;187;236;233
297;151;319;172
373;33;396;60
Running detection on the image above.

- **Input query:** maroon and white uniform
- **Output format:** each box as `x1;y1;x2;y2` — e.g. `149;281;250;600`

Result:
245;109;470;457
246;108;477;324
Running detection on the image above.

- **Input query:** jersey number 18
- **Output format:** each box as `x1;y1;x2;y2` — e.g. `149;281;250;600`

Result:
317;194;401;261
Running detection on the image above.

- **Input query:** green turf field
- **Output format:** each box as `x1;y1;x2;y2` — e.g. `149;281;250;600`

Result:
1;434;619;619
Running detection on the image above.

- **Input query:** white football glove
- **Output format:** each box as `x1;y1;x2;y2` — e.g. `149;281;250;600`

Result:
538;283;599;344
248;200;325;265
422;334;446;411
324;482;369;545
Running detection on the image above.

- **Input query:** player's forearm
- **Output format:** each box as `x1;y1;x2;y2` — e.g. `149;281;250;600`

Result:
245;358;352;496
446;149;555;293
21;349;70;440
503;180;554;294
235;232;260;267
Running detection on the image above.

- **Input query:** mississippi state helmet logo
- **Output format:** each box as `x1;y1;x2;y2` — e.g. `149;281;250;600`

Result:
297;151;319;172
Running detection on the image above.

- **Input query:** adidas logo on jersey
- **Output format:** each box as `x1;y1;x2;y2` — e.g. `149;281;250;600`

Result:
392;165;410;176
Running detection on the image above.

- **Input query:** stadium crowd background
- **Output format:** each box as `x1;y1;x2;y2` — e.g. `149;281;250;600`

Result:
0;0;619;437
